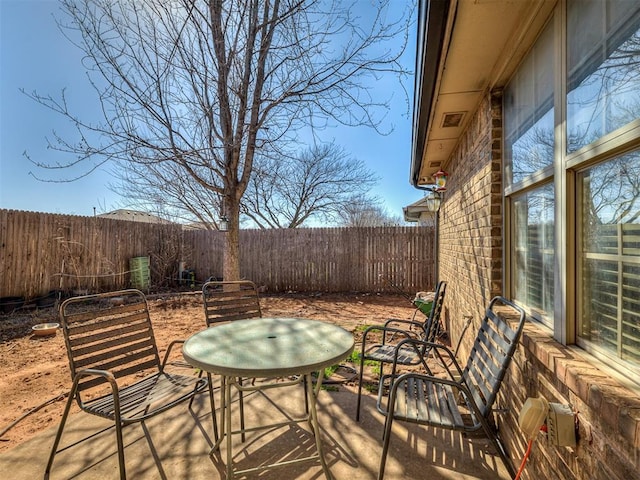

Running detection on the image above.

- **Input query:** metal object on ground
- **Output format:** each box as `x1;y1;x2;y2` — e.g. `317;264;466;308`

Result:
31;323;59;336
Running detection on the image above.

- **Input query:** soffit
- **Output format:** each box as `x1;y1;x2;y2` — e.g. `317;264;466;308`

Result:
414;0;555;186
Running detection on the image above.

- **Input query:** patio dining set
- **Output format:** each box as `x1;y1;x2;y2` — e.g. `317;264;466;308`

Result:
42;279;526;480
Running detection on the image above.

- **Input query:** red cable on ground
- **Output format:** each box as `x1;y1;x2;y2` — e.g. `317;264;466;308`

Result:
514;438;534;480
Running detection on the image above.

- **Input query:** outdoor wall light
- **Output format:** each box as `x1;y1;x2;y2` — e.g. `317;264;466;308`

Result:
424;188;442;212
433;169;449;192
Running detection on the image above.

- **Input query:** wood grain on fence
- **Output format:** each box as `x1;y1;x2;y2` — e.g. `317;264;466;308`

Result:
1;209;435;300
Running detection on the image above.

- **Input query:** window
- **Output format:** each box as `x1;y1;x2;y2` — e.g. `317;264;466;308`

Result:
569;0;640;372
578;152;640;368
512;185;555;327
504;17;555;325
567;0;640;153
504;18;555;187
503;0;640;375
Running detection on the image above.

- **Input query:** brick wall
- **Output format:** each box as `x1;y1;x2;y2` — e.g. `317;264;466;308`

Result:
438;89;640;480
438;91;503;356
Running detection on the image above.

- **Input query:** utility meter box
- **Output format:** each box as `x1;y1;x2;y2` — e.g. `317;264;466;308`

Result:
547;403;576;447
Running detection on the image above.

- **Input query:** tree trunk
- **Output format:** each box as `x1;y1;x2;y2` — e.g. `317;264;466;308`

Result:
223;198;241;281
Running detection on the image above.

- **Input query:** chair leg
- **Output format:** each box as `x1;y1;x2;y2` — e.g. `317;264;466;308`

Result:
45;381;128;480
356;352;366;421
44;388;76;479
479;417;516;479
377;405;395;480
113;413;127;480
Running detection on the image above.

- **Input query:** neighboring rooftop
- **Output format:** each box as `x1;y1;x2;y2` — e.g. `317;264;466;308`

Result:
403;196;437;226
97;209;170;224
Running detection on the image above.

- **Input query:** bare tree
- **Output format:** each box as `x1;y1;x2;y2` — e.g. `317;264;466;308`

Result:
24;0;413;280
339;194;404;227
241;142;379;228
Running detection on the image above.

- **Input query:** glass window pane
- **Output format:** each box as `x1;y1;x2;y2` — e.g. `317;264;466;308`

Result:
581;259;619;350
505;19;554;186
579;151;640;367
567;0;640;153
622;264;640;363
512;184;555;326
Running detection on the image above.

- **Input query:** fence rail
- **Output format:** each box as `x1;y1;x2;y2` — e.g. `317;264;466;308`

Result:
0;209;435;300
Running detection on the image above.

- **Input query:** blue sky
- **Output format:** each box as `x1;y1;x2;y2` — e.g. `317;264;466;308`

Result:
0;0;424;220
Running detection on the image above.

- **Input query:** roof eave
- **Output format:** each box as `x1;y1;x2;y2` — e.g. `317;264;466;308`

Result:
410;0;451;188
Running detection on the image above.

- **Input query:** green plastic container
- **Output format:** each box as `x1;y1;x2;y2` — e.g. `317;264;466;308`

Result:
130;256;150;290
413;299;433;316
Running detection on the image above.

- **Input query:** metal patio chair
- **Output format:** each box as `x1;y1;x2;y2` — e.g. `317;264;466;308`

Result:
375;296;526;480
201;280;311;434
202;280;262;326
201;280;263;441
355;280;447;421
45;289;210;480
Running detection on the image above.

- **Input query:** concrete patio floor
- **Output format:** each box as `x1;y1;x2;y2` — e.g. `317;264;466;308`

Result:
1;379;511;479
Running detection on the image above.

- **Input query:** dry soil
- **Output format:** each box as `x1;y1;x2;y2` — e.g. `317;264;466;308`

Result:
0;291;418;453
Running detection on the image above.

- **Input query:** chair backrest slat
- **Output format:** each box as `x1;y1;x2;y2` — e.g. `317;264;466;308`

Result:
66;310;149;339
78;359;159;391
202;280;262;326
65;302;148;325
68;318;151;350
478;321;511;355
74;341;157;370
465;344;500;407
59;289;161;396
422;281;447;342
461;296;526;417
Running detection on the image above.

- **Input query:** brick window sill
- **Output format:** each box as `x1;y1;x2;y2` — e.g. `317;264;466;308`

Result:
519;320;640;451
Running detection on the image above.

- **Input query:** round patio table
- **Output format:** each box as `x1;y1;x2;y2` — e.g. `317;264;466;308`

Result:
182;317;354;479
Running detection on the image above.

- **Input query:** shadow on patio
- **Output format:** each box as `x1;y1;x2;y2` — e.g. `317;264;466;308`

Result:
1;377;511;479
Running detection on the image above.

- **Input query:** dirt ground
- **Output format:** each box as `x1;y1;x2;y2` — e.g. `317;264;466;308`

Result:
0;291;418;454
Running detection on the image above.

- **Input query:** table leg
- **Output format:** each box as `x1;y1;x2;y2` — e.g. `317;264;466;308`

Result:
207;373;219;443
305;372;334;480
210;376;226;454
225;375;234;479
210;372;334;480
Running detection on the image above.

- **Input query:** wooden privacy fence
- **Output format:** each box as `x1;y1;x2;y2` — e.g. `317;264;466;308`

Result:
0;210;185;300
187;226;436;293
0;209;435;300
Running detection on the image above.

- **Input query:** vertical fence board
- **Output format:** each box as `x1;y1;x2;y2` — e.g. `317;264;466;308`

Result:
0;209;435;299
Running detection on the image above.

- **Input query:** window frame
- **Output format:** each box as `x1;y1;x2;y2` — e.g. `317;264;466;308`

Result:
504;0;640;376
504;11;558;332
575;149;640;376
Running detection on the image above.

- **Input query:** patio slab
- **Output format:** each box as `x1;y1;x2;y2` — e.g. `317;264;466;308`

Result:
1;380;511;479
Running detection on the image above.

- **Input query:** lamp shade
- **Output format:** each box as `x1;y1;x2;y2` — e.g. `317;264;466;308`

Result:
424;189;442;212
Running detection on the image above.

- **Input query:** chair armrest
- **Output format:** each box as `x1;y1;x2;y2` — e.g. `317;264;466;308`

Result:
383;318;424;330
75;368;116;382
392;338;464;380
160;339;188;370
361;324;415;350
73;368;120;409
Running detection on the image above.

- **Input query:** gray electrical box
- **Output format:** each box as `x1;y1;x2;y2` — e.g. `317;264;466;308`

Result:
547;403;576;447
